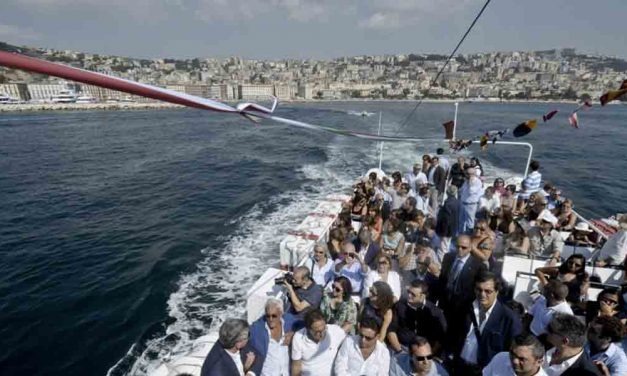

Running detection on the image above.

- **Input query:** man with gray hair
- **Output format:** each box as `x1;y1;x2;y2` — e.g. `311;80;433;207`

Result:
201;318;261;376
435;184;459;261
250;298;296;376
483;334;547;375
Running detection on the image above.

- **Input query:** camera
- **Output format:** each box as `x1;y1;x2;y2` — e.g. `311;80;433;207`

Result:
275;272;295;286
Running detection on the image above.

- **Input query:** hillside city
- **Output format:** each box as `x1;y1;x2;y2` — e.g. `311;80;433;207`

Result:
1;41;626;103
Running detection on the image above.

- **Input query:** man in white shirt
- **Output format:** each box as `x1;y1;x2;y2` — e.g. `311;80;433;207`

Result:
529;280;573;337
483;334;547;376
436;148;450;175
596;214;627;267
459;167;484;234
334;317;390;376
478;187;501;221
303;244;334;287
543;313;600;376
291;309;347;376
250;299;294;376
406;163;429;192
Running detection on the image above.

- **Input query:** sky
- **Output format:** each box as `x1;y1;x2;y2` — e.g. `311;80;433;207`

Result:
1;0;625;60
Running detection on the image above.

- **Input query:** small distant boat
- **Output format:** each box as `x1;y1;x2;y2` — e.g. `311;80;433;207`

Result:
51;90;78;103
76;95;97;104
348;110;376;117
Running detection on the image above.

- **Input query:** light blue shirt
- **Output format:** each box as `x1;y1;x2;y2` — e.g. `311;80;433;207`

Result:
460;177;483;204
587;343;627;376
335;259;365;293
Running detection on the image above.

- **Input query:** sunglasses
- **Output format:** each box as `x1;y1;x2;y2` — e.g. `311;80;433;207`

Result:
265;314;280;319
457;245;469;249
601;297;618;305
369;289;378;297
360;333;377;341
346;253;356;259
412;355;434;362
378;261;389;265
333;286;343;293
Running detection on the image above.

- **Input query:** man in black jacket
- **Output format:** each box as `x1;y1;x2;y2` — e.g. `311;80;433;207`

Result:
201;318;262;376
451;272;523;375
438;235;487;354
427;156;447;213
435;185;459;260
449;156;468;188
544;313;601;376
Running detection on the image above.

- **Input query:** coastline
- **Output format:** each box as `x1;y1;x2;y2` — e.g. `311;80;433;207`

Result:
0;98;597;112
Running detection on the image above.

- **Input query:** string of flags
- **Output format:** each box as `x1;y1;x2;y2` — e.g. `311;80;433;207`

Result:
443;79;626;152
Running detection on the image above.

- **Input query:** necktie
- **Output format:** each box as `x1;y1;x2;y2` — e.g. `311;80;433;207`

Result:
479;309;487;326
448;258;463;291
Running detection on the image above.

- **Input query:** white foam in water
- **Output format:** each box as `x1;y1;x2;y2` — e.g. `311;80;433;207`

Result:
109;139;362;376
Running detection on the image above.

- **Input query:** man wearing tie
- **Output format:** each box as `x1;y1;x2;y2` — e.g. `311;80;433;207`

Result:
451;272;522;375
438;235;487;353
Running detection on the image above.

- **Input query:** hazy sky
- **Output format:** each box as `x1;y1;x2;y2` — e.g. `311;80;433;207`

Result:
1;0;625;60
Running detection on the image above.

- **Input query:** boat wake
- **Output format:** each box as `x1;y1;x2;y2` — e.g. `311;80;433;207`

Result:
107;142;357;376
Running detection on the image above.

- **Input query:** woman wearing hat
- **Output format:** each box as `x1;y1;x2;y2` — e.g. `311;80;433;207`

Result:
566;222;597;247
596;214;627;267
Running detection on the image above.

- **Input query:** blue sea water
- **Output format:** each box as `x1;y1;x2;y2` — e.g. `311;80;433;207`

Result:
0;102;625;375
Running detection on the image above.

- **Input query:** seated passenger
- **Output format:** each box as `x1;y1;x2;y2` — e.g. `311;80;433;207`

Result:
492;177;506;197
502;219;531;255
284;266;324;323
535;254;589;307
585;316;627;376
556;199;577;231
333;317;391;376
528;210;563;263
303;244;334;287
416;186;431;217
327;227;345;260
353;228;380;270
291;309;347;376
398;196;419;223
363;206;383;243
387;280;447;356
585;288;624;324
403;210;427;244
380;218;406;260
470;219;496;266
360;281;395;342
334;242;368;297
500;184;518;213
547;188;564;212
397;336;450;376
249;298;295;376
478;187;501;222
351;182;369;219
596;214;627;267
567;222;598;247
319;276;357;334
201;318;261;376
363;254;402;301
401;243;441;299
526;193;548;222
528;280;573;337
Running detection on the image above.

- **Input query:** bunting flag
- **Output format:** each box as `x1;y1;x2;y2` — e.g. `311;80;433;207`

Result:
449;139;472;152
600;88;627;106
568;112;579;128
442;120;455;139
479;133;490;150
542;110;558;122
600;80;627;106
513;119;538;138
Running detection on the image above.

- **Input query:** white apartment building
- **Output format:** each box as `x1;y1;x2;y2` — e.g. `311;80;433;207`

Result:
274;84;296;101
0;83;30;101
27;84;68;101
238;84;274;100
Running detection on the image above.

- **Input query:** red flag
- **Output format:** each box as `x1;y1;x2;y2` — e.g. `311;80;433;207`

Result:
442;120;454;140
542;110;558;122
569;113;579;128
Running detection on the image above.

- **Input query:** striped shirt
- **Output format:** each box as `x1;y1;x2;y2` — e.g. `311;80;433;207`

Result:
520;171;541;199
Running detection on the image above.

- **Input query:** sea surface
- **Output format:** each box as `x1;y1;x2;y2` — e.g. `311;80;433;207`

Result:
0;102;625;375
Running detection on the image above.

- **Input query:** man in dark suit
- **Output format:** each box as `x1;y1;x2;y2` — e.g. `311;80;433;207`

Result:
352;228;380;270
544;313;601;376
438;235;487;356
427;156;446;213
435;185;459;259
201;318;262;376
450;271;522;375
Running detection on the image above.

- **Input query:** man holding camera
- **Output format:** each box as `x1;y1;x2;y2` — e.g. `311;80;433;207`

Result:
283;266;323;326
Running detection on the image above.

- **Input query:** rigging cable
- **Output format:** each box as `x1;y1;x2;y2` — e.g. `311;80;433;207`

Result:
396;0;494;134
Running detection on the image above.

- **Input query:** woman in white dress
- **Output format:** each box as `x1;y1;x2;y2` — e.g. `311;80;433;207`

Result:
362;254;401;301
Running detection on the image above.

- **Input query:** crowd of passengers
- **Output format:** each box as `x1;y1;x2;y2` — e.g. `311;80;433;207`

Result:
202;150;627;376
